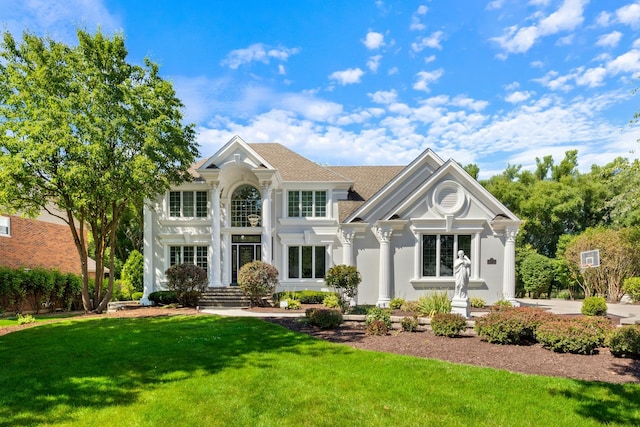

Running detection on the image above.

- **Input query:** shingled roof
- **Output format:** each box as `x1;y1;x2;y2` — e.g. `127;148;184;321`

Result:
250;143;350;182
328;165;405;222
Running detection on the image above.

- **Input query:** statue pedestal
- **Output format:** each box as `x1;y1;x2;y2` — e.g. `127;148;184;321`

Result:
451;297;470;318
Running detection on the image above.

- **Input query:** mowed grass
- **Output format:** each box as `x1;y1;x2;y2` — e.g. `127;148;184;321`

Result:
0;312;80;327
0;315;639;427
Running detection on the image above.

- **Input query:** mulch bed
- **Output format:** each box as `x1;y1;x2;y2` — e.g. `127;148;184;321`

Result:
2;306;638;384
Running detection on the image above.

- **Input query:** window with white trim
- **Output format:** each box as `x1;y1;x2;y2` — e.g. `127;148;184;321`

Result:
287;191;326;218
422;234;471;277
169;246;208;271
0;216;9;236
169;191;208;218
288;246;326;279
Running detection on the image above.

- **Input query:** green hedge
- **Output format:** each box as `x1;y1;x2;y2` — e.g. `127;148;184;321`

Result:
305;308;343;329
474;307;557;345
274;290;335;304
606;325;640;358
148;291;178;305
0;266;82;313
536;317;613;355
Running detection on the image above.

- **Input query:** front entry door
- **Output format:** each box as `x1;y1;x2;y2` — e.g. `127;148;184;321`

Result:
231;235;262;284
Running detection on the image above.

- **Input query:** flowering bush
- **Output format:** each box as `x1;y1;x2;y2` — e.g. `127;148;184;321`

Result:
536;316;614;355
474;307;556;345
431;313;467;337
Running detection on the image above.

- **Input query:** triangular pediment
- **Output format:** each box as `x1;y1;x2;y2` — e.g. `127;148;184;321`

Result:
345;148;444;223
198;135;275;172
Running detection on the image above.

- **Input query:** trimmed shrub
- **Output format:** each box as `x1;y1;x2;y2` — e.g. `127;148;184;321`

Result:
474;307;556;345
237;261;279;306
400;300;419;314
349;304;375;315
491;299;513;310
305;308;343;329
401;316;419;332
622;277;640;303
322;293;342;309
390;298;405;310
121;250;144;293
165;264;208;307
431;313;467;337
470;297;486;309
416;292;451;317
284;298;301;310
606;325;640;359
365;306;392;330
536;317;614;355
273;290;333;304
324;265;361;308
148;291;178;305
581;296;607;316
131;292;143;301
366;320;388;336
16;313;36;325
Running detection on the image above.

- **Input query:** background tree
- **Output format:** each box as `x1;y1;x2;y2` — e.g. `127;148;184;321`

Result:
121;249;144;294
519;252;555;298
563;227;640;302
0;30;197;313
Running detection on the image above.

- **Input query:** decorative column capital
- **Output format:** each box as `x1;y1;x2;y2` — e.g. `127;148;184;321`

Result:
339;228;356;245
375;226;393;243
505;226;519;243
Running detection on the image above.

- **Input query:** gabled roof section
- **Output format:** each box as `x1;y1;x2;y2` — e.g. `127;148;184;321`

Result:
344;148;445;223
389;159;520;221
197;135;274;172
250;143;351;183
328;166;404;222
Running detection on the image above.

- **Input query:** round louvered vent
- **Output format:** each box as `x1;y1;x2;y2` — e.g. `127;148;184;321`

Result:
433;181;466;215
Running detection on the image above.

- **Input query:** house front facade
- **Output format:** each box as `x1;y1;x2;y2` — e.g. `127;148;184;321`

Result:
142;135;521;306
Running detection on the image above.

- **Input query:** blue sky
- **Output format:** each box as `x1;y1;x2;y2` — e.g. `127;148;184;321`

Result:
2;0;640;178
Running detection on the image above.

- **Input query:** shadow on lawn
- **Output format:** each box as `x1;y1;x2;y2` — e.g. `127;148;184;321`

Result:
0;315;350;426
551;380;640;426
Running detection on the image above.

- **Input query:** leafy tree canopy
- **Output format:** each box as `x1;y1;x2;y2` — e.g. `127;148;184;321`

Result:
0;29;198;312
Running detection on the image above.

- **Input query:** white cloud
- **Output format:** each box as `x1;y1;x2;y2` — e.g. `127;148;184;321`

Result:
369;90;398;104
278;64;286;75
616;2;640;27
411;31;445;51
329;68;365;85
0;0;121;44
607;49;640;75
388;67;399;75
221;43;300;69
575;66;607;87
531;60;545;68
596;11;612;27
492;0;587;54
596;31;623;48
367;55;383;72
556;34;574;46
410;5;428;31
363;31;385;49
505;91;532;103
486;0;504;10
424;55;436;63
413;69;444;92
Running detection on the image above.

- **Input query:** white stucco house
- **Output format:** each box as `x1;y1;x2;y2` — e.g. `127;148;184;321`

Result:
142;135;521;307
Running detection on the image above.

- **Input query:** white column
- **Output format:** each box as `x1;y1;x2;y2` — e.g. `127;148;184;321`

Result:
339;229;355;266
472;232;481;279
375;226;393;307
141;203;154;305
210;183;222;287
502;227;519;305
261;183;272;263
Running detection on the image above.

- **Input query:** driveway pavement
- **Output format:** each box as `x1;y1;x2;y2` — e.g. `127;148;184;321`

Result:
517;298;640;324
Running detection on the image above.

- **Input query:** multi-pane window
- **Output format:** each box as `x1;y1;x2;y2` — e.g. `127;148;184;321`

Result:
287;190;327;218
422;234;471;277
288;246;326;279
0;216;9;236
230;185;261;227
169;246;208;271
169;191;208;218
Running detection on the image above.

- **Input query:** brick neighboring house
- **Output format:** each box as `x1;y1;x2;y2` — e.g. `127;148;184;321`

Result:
0;207;99;276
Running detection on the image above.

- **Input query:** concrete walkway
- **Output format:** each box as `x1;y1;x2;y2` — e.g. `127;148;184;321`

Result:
202;299;640;324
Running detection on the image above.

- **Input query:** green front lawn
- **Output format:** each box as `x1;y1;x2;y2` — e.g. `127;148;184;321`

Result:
0;315;638;426
0;312;80;327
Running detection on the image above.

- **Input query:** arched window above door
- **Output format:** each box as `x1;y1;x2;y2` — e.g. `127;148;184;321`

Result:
230;185;261;227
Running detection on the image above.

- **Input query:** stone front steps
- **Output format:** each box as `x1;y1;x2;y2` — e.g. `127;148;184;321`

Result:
198;287;250;308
